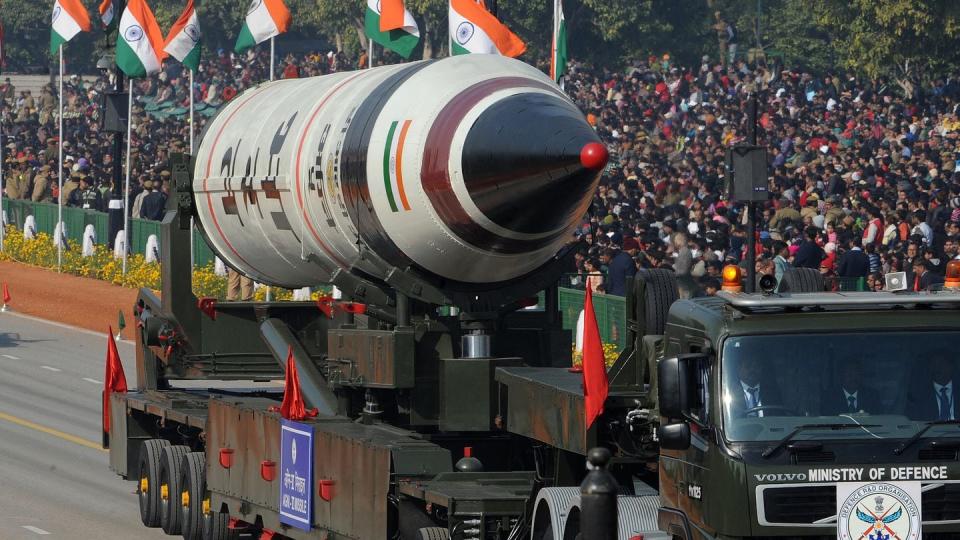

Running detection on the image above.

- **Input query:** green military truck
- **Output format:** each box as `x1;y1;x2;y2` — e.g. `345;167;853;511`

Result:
106;159;960;539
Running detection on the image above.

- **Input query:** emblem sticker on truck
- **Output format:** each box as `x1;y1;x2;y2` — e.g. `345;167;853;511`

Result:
837;482;921;540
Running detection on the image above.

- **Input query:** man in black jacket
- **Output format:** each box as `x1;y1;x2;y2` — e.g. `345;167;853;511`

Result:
907;353;958;421
912;258;944;291
601;246;637;296
837;238;870;278
822;361;880;415
793;226;824;269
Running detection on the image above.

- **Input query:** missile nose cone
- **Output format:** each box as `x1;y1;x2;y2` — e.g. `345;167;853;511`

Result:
461;92;605;236
580;142;609;171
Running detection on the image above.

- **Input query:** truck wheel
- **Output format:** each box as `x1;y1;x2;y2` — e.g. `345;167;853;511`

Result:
160;445;191;535
203;508;237;540
138;439;170;527
417;528;450;540
778;268;824;293
179;452;206;540
635;269;678;336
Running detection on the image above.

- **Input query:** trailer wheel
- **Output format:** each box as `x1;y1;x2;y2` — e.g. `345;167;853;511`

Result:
179;452;206;540
202;508;237;540
160;445;191;535
635;269;678;336
778;268;824;293
417;527;450;540
138;439;170;527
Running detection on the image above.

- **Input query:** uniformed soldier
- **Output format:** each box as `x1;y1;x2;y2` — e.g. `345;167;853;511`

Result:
226;269;255;301
31;165;53;202
70;176;102;211
61;171;82;206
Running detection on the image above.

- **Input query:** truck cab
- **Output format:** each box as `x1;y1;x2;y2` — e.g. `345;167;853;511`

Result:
656;285;960;539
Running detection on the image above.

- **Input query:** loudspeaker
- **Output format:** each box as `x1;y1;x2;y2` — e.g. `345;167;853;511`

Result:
726;145;769;202
101;92;129;133
885;272;907;292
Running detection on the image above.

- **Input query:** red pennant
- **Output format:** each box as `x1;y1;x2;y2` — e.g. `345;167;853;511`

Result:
2;283;10;304
582;287;609;429
279;346;318;421
315;295;334;319
103;326;128;436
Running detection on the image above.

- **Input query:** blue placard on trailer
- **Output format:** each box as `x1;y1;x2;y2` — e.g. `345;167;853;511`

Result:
279;419;313;530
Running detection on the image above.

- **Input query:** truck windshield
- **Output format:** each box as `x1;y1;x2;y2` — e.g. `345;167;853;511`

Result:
721;331;960;443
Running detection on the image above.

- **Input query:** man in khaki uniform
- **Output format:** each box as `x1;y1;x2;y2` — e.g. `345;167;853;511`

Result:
5;159;29;200
60;171;81;205
31;166;53;202
226;269;255;301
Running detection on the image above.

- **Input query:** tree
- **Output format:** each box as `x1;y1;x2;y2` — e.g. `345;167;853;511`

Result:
813;0;960;85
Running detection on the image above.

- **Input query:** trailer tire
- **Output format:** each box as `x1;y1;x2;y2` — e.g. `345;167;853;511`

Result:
159;445;190;535
778;268;824;293
179;452;206;540
203;509;236;540
635;269;678;336
138;439;170;527
417;527;450;540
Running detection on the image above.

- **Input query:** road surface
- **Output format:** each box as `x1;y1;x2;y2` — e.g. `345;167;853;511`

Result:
0;311;169;539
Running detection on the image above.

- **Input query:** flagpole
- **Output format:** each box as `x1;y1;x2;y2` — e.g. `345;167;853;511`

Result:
368;39;374;70
551;0;557;82
269;36;275;81
188;70;194;154
122;78;133;275
0;115;4;253
189;69;195;269
57;44;64;272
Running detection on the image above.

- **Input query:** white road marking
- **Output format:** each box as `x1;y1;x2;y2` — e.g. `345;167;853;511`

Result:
40;366;61;372
0;311;134;345
1;354;19;360
21;526;50;535
82;377;102;385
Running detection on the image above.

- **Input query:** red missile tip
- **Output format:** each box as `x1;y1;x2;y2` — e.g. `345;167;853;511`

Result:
580;142;608;171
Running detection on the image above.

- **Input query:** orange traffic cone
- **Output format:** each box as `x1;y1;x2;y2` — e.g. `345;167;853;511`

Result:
1;283;10;312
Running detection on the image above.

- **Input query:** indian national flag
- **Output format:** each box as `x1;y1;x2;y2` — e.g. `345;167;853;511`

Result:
164;0;202;72
382;119;413;212
449;0;525;58
50;0;92;56
99;0;117;31
365;0;420;60
115;0;166;78
550;0;568;83
235;0;291;54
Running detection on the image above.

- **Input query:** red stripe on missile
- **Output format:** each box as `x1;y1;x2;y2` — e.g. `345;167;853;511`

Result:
420;77;568;254
293;72;366;269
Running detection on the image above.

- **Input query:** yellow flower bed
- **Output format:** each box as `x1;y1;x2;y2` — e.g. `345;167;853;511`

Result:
0;226;326;301
572;342;620;369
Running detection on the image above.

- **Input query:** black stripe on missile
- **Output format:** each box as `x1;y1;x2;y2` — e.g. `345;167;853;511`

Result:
421;77;570;254
340;61;434;273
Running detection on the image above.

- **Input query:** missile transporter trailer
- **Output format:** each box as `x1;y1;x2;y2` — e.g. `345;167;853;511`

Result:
108;57;960;540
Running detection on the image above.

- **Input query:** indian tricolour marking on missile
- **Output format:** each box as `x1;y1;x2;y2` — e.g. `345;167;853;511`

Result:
383;119;413;212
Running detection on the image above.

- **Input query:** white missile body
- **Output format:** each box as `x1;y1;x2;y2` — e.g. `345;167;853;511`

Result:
193;55;606;292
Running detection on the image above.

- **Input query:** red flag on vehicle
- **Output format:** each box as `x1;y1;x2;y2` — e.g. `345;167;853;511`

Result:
103;326;128;445
582;287;609;429
280;346;318;421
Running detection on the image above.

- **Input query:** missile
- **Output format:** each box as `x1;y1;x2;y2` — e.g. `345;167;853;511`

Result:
193;55;607;298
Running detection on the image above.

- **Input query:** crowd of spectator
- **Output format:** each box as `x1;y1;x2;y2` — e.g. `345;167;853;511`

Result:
566;53;960;295
2;45;959;295
0;47;355;220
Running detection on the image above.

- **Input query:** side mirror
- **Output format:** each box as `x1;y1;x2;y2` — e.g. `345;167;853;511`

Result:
658;353;707;420
659;423;691;451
